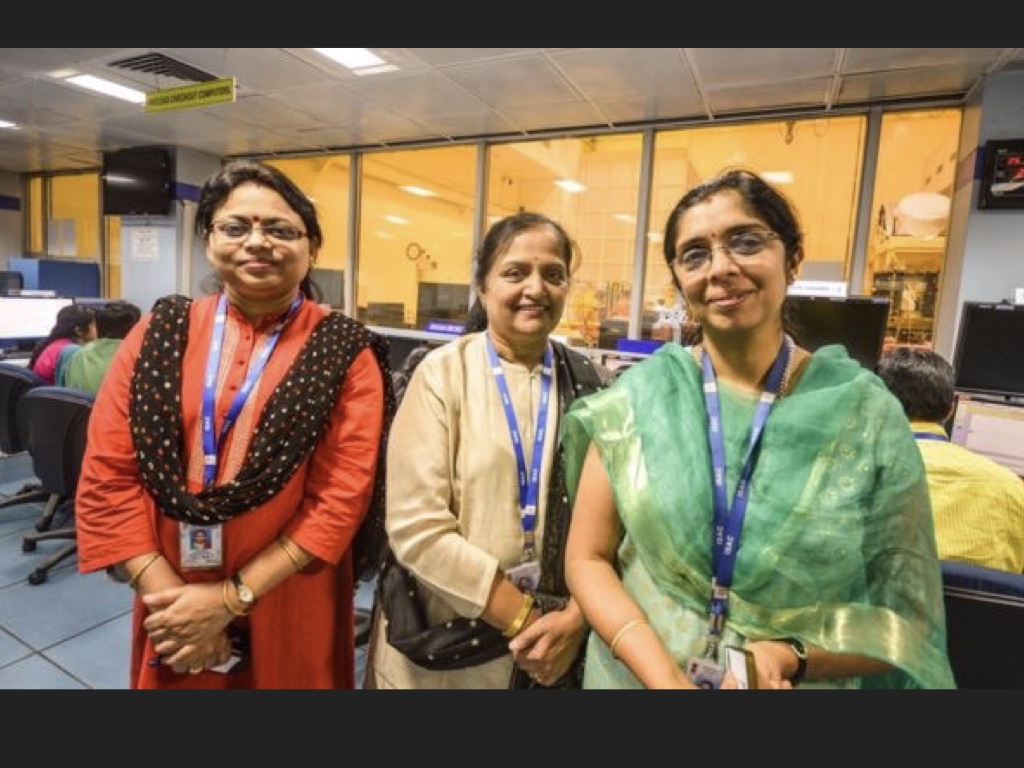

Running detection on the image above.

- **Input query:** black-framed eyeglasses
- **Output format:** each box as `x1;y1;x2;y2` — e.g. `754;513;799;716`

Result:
673;228;780;272
209;219;308;244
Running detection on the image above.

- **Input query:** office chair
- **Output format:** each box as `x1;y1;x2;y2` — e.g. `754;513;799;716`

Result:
940;559;1024;688
0;362;51;514
0;270;24;295
18;386;95;585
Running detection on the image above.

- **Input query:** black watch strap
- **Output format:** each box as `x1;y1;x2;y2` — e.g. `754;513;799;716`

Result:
782;637;808;687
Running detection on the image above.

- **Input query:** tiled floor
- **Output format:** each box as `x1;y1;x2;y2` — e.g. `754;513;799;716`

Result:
0;450;373;689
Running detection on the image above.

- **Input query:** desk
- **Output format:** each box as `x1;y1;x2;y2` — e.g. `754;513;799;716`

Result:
0;356;30;368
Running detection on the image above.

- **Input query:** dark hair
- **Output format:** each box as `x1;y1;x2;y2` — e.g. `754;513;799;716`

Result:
195;159;324;302
28;304;95;369
471;211;579;292
96;300;142;340
464;297;488;333
661;168;806;343
876;346;955;423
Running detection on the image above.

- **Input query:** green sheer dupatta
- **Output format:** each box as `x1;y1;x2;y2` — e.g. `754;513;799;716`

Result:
563;344;955;689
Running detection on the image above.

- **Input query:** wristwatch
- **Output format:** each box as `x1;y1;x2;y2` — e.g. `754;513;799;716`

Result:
781;637;808;687
231;572;257;612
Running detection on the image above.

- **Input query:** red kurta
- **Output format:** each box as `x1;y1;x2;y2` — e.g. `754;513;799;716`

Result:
75;294;385;689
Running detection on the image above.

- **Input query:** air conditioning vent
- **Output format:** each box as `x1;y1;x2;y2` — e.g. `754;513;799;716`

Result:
108;53;217;83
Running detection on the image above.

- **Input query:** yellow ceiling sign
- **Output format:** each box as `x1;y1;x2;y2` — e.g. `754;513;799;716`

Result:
145;77;236;113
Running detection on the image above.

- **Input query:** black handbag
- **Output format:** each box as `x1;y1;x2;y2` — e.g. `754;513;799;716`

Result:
378;551;509;671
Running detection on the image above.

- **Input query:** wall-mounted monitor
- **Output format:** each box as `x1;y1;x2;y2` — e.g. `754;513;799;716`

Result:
787;295;890;372
953;302;1024;399
102;146;174;216
0;296;74;352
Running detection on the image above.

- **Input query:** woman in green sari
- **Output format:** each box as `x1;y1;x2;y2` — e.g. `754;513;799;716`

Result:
563;169;955;689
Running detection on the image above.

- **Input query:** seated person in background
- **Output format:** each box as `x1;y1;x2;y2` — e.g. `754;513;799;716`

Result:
877;346;1024;573
28;304;97;384
58;300;142;395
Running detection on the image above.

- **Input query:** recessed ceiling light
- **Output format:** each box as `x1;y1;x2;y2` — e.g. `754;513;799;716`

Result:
762;170;794;185
399;185;437;198
313;48;398;75
0;119;18;129
555;179;586;194
384;214;409;225
62;74;146;104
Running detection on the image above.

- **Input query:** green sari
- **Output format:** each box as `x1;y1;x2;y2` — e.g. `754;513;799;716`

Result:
562;344;955;689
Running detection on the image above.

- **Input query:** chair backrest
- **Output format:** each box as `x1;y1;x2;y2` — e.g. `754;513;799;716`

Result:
0;362;46;454
19;386;95;498
0;270;24;295
940;559;1024;688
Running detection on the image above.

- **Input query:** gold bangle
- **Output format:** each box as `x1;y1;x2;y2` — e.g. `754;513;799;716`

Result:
277;537;303;572
126;553;161;591
609;618;648;659
221;579;248;617
502;594;536;639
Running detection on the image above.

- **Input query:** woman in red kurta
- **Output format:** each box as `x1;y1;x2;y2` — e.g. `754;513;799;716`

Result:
75;160;390;689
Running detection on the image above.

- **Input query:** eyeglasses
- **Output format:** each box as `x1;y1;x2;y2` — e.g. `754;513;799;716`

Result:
210;219;308;244
673;228;780;272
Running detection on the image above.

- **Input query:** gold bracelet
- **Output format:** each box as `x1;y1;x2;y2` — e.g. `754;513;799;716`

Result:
609;618;648;659
277;537;303;572
221;579;248;617
502;594;536;639
126;553;161;591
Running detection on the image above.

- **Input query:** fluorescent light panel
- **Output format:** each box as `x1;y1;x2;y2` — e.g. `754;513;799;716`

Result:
399;185;437;198
0;119;18;129
555;179;586;194
63;74;146;104
313;48;397;75
761;170;794;185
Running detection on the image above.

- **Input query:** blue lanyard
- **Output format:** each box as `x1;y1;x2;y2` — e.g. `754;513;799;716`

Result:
700;336;791;656
485;335;553;561
201;292;304;488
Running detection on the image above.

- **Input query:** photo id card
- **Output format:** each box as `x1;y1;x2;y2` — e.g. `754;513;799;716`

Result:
686;655;724;689
506;560;541;592
180;522;223;570
725;645;758;690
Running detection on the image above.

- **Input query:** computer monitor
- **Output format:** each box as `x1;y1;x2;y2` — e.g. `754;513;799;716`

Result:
786;295;890;371
0;296;74;352
950;397;1024;477
952;302;1024;399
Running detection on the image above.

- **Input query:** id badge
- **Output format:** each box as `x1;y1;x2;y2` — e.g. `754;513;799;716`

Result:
180;522;223;570
506;560;541;592
686;655;724;689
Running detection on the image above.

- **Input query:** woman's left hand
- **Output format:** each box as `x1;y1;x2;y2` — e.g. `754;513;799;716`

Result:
508;604;585;686
142;582;232;660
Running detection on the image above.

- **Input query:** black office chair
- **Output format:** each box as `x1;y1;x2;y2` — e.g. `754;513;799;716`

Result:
940;559;1024;688
0;270;23;295
0;362;51;514
18;386;95;585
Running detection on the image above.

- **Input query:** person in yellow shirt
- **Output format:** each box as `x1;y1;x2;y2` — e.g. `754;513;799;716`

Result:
877;346;1024;573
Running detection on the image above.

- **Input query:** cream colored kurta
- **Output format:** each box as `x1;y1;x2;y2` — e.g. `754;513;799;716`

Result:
370;332;560;689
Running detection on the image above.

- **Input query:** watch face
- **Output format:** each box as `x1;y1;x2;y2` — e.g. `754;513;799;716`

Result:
233;574;255;606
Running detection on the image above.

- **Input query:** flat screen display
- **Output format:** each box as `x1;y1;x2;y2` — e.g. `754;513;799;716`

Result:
102;146;173;216
0;296;74;350
953;302;1024;398
787;295;890;371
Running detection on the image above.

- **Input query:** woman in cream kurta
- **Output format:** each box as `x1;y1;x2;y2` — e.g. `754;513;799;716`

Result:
371;332;561;688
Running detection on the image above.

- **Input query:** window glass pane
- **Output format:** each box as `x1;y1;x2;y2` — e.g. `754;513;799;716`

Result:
27;176;43;255
358;145;477;330
265;155;351;310
645;116;867;342
487;133;644;348
862;108;962;349
50;173;100;260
